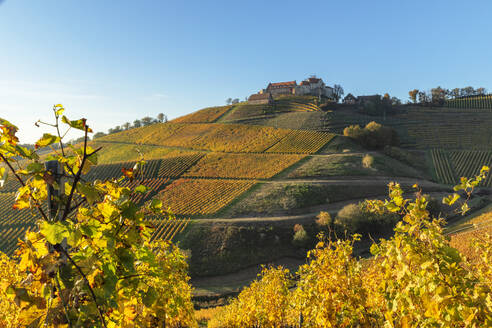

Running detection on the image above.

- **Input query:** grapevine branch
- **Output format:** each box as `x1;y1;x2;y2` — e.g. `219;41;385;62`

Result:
54;244;107;328
0;152;49;221
62;126;102;221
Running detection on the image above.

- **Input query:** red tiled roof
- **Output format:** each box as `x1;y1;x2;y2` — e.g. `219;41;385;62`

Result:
269;81;297;87
308;77;321;83
300;81;310;86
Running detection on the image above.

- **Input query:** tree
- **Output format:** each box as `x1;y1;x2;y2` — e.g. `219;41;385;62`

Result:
0;105;196;327
93;131;106;139
408;89;419;103
450;88;461;99
133;119;142;128
418;91;430;105
226;98;232;105
430;86;448;106
122;122;130;130
391;97;401;106
333;84;344;102
232;98;240;104
461;86;475;97
141;116;153;126
476;87;487;95
157;113;166;123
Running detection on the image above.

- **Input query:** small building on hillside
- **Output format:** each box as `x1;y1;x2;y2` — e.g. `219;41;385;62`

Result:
266;81;297;96
248;92;274;105
343;93;357;104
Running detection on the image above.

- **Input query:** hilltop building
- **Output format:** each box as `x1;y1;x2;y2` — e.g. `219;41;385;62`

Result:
248;92;274;105
265;81;297;96
295;76;334;98
249;76;335;103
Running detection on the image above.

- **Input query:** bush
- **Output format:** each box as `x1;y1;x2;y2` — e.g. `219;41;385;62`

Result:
292;224;309;247
335;202;399;237
383;145;416;167
343;121;399;149
316;211;332;227
362;154;374;168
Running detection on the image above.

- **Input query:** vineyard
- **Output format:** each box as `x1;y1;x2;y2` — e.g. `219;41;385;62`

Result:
172;105;233;123
183;153;304;179
157;152;204;177
446;94;492;109
430;149;492;186
430;149;456;185
149;218;191;242
155;178;256;216
120;178;171;204
0;193;38;255
266;130;336;154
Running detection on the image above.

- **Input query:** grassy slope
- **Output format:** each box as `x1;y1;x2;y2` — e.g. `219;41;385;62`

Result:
287;153;425;179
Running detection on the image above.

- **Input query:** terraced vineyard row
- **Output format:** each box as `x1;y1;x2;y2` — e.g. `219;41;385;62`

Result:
430;149;456;185
430;149;492;186
85;161;139;181
85;153;204;181
158;153;204;177
266;131;335;154
156;179;256;216
0;224;35;256
276;101;320;112
183;153;304;179
120;178;171;204
0;193;39;226
172;105;233;123
449;150;492;187
149;218;191;242
446;95;492;109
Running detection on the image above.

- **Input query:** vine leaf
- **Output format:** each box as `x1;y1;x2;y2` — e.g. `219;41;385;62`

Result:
35;133;60;149
40;221;69;245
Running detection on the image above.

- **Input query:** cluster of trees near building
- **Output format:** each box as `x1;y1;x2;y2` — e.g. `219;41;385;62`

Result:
408;86;487;106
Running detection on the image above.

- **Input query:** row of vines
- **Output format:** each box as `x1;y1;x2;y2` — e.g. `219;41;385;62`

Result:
431;149;492;186
446;95;492;109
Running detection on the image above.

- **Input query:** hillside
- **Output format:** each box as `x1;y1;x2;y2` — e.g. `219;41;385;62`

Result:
1;95;491;300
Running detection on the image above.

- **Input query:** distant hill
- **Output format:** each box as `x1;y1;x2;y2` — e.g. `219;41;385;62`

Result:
1;95;491;285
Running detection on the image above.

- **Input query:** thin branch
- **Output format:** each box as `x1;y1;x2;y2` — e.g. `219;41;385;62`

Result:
36;120;57;128
55;114;66;157
62;127;89;221
54;244;107;328
61;127;72;139
0;153;49;221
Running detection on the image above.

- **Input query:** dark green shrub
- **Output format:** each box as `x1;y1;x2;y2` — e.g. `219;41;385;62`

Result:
334;202;399;237
343;121;399;149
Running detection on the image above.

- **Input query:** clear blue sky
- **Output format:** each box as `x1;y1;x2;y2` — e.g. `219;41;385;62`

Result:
1;0;491;142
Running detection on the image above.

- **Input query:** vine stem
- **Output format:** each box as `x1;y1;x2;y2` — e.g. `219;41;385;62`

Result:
0;152;49;221
55;244;107;328
61;125;102;221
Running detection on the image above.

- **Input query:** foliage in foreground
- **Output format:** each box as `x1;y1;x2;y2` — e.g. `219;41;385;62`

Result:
210;172;492;328
0;107;196;327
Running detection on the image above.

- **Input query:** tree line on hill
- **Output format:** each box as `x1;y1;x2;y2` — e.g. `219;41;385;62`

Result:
68;113;167;144
408;86;487;106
